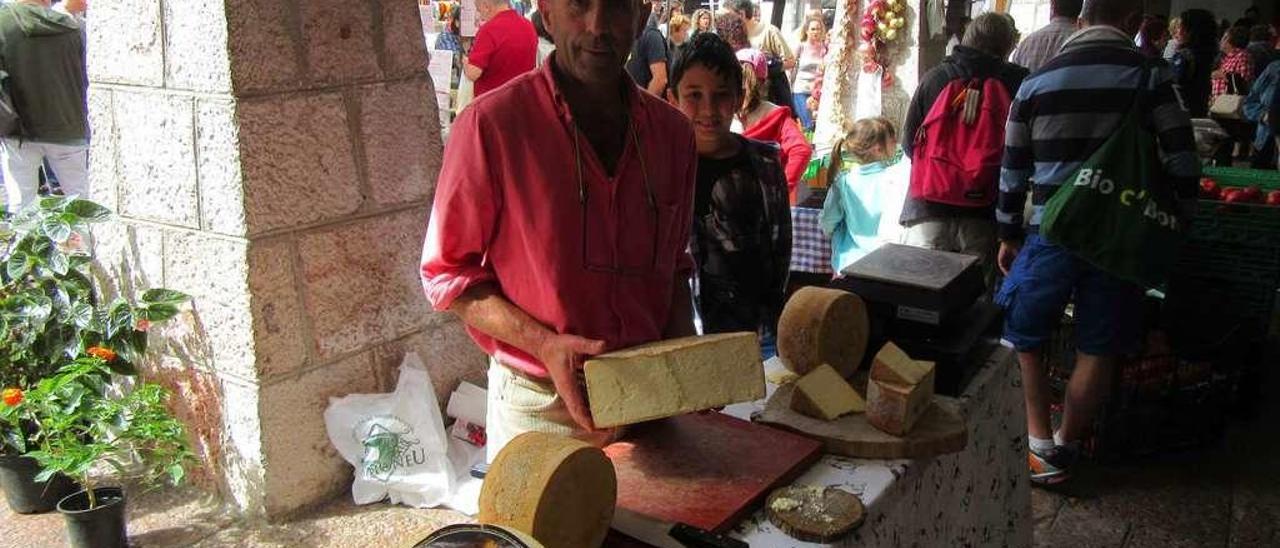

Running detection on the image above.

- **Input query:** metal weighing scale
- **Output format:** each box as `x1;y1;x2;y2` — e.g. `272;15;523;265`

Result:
828;244;1002;396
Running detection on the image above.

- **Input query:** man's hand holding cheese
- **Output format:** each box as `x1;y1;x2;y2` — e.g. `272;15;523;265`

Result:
421;0;698;462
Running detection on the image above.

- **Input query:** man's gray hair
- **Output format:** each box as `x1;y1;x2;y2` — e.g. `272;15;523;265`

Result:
961;12;1018;57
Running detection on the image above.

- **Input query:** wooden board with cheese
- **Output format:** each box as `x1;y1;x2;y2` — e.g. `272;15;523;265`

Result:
758;382;968;459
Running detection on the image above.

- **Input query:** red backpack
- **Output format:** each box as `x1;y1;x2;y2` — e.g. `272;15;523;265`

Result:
909;77;1013;207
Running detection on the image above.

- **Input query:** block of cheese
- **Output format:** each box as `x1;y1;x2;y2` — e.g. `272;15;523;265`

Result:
584;332;764;428
777;287;869;378
865;378;934;436
870;342;935;387
789;364;866;421
478;432;616;548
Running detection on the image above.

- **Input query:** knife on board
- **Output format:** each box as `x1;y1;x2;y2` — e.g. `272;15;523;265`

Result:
471;463;746;548
611;507;749;548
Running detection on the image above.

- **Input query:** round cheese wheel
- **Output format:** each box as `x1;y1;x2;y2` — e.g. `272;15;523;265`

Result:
478;432;617;548
777;287;869;377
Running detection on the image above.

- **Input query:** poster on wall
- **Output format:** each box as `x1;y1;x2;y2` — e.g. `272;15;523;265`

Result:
460;0;477;37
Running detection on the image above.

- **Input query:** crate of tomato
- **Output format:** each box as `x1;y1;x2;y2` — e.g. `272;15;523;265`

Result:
1166;167;1280;335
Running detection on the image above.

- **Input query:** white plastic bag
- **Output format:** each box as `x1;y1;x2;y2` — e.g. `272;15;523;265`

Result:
324;353;453;508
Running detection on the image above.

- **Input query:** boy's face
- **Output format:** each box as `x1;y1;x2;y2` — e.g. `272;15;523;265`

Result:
675;64;740;153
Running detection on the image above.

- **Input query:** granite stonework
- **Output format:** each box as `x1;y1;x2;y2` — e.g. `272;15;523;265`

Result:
85;0;478;518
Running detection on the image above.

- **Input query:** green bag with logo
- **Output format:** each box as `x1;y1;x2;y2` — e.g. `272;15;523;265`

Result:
1039;64;1185;288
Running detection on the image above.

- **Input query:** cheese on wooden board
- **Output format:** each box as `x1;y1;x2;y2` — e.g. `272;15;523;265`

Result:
865;377;934;436
478;432;616;548
870;342;935;387
583;332;764;428
777;287;869;378
766;485;865;542
789;364;866;421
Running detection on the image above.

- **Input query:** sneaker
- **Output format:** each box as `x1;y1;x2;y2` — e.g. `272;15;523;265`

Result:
1028;445;1077;485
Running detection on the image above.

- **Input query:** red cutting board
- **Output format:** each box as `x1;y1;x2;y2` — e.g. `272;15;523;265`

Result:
603;412;823;534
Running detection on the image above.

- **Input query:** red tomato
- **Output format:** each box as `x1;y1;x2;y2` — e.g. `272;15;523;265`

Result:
1200;179;1220;199
1266;190;1280;206
1241;185;1263;202
1223;189;1247;203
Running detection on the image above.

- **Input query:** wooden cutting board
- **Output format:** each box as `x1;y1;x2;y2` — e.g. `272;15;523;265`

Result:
757;383;968;459
603;412;823;534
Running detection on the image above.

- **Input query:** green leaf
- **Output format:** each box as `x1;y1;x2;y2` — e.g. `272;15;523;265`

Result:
68;301;94;329
46;248;68;276
105;300;132;340
140;289;190;306
38;196;67;211
39;217;72;243
140;302;179;322
64;199;111;222
6;250;29;279
167;463;186;486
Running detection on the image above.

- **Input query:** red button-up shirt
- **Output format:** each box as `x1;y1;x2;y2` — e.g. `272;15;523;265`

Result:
421;59;697;379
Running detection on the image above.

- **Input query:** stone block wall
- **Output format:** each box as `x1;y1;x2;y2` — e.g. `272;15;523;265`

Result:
86;0;486;517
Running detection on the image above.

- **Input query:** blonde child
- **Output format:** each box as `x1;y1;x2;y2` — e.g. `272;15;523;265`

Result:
819;117;912;274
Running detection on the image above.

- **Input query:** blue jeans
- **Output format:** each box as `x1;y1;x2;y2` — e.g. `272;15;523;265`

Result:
793;92;814;132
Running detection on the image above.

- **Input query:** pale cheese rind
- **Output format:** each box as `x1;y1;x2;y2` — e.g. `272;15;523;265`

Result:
790;364;866;420
865;378;934;436
478;432;617;548
777;287;870;378
584;332;764;428
870;342;935;386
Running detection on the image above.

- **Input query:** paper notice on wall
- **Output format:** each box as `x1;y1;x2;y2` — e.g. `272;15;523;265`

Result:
460;0;477;37
428;49;453;95
855;67;883;120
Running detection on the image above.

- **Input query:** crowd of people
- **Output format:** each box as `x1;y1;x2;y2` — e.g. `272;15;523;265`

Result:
425;0;1279;486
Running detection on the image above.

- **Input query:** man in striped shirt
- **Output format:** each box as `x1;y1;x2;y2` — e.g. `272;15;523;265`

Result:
1009;0;1083;73
994;0;1199;485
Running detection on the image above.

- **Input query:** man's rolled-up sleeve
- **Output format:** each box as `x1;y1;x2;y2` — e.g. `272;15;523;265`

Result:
421;107;501;311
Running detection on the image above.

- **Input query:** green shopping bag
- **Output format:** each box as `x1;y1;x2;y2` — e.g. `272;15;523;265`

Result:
1039;68;1184;288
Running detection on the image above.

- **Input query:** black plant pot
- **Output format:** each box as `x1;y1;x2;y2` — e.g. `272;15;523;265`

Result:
57;487;127;548
0;455;79;514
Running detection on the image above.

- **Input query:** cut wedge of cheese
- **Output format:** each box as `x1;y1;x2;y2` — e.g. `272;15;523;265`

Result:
870;342;935;387
790;364;866;421
865;378;934;436
777;287;869;378
584;332;764;428
478;432;616;548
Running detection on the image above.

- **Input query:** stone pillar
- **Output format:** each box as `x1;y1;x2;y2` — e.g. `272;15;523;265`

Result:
814;0;948;148
87;0;486;517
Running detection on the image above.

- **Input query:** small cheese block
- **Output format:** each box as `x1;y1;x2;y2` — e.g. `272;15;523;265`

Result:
870;342;935;387
777;287;869;378
790;364;866;421
478;432;616;548
584;332;764;428
865;378;934;436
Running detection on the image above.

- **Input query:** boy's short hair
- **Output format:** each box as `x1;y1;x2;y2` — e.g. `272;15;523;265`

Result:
671;33;743;98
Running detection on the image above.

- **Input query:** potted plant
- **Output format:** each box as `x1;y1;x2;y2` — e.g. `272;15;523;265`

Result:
1;355;193;548
0;196;188;513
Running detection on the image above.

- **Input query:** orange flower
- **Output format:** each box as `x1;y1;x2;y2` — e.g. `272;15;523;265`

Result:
2;388;22;407
86;346;118;362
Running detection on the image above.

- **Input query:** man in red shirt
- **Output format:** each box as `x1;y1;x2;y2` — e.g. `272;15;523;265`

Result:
464;0;538;97
423;0;698;461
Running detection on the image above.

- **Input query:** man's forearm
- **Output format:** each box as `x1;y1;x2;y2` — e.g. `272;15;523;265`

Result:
449;283;553;359
663;272;696;338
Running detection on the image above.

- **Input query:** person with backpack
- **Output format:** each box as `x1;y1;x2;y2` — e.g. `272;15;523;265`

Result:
996;0;1198;485
900;13;1027;269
